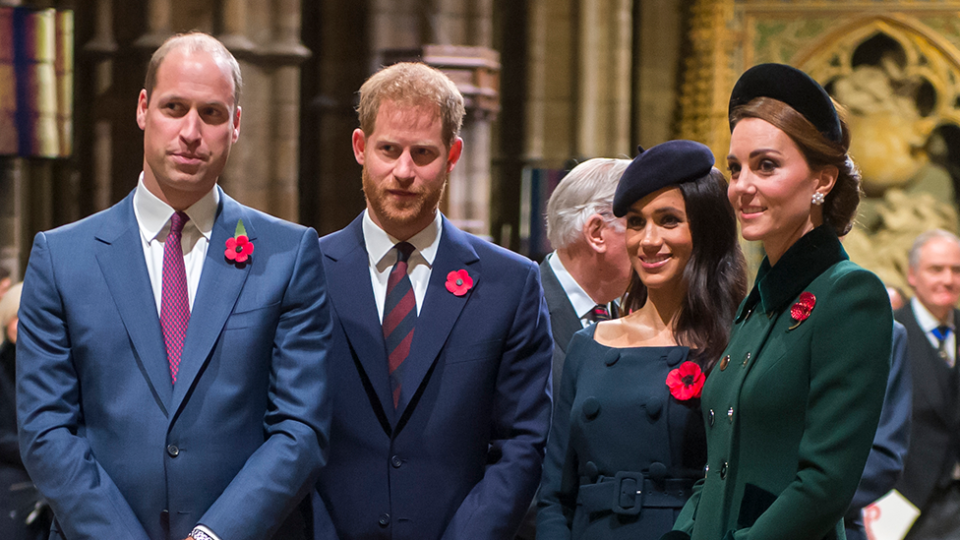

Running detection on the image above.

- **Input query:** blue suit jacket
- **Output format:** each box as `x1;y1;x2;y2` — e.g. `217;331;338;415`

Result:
16;189;332;540
313;214;553;540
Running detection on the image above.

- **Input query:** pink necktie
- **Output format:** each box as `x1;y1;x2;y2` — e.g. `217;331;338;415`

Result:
161;211;191;384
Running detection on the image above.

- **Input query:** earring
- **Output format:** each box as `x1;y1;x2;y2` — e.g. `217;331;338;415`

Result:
811;192;825;206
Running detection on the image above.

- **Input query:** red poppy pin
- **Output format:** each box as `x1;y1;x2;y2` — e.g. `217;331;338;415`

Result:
666;361;705;401
789;291;816;330
225;219;254;264
445;269;473;296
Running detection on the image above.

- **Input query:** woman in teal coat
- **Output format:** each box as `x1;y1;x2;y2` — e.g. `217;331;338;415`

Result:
538;140;747;540
666;64;892;540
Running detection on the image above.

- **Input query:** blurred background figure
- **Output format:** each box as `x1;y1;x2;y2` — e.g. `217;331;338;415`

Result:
0;282;50;540
895;229;960;540
538;140;746;539
888;285;908;311
0;268;11;302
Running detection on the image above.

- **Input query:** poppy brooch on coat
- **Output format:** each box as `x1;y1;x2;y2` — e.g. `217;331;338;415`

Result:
225;219;254;264
788;291;816;330
445;269;473;296
666;361;704;401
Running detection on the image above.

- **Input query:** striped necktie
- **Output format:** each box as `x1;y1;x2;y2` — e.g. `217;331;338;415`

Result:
587;304;611;323
383;242;417;408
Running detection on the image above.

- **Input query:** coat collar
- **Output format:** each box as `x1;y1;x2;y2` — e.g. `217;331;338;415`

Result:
738;225;847;321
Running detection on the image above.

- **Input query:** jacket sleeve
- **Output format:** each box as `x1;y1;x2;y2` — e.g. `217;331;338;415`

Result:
17;232;153;540
198;227;333;540
440;262;554;540
536;333;585;539
847;321;911;513
735;269;892;540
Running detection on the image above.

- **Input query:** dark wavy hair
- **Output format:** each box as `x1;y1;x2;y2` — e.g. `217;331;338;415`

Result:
730;97;861;236
621;168;748;371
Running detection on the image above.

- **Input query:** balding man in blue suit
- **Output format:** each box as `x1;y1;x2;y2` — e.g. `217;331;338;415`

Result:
17;33;331;540
312;62;553;540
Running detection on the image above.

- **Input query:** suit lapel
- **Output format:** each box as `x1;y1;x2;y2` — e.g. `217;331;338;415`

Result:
323;216;395;420
94;193;172;415
395;219;479;417
171;192;253;416
539;256;582;354
899;305;952;424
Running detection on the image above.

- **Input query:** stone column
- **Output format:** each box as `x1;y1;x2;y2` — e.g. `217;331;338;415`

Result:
85;0;117;212
134;0;172;49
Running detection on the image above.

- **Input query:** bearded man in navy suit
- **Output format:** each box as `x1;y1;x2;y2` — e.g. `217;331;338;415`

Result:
17;33;331;540
313;62;553;540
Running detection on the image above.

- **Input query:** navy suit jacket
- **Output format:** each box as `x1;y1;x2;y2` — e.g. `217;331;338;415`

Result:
17;189;332;540
314;214;553;540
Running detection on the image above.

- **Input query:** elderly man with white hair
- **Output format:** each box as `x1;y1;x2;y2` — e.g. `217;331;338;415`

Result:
516;157;632;540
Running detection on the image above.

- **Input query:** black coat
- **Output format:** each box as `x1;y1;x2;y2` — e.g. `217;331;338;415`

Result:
0;340;50;540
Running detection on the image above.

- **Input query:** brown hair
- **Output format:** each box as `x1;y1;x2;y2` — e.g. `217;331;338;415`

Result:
357;62;465;149
730;97;861;236
144;32;242;110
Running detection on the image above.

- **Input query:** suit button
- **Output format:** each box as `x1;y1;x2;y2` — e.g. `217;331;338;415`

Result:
378;513;390;527
391;455;402;468
719;355;730;371
720;461;728;479
167;445;179;457
582;397;601;420
727;407;734;423
708;409;715;426
742;352;751;367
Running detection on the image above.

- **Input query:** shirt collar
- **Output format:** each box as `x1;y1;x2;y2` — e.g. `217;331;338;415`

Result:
548;251;597;319
912;296;955;333
362;209;443;270
133;173;220;241
738;224;848;320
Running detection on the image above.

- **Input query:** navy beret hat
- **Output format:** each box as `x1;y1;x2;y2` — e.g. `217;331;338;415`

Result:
728;63;841;144
612;140;715;217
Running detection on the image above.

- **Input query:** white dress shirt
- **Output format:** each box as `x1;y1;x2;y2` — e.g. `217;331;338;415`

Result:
911;296;957;367
133;175;219;317
547;251;610;327
363;209;443;322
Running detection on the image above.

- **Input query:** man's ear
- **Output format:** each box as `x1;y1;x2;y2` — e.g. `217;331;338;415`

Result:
907;266;917;291
352;129;367;165
583;214;608;254
446;137;463;172
231;106;242;142
136;89;148;130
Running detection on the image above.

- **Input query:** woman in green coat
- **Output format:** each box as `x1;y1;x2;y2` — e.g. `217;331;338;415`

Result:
666;63;892;540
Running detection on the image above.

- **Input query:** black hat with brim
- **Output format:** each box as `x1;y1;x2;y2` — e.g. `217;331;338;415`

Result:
612;140;715;217
728;63;841;144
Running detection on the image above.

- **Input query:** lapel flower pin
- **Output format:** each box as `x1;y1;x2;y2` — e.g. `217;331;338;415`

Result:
788;291;816;330
225;219;254;264
666;361;705;401
445;269;473;296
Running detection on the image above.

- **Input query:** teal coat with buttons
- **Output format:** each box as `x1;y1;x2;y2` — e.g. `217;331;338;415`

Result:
670;225;892;540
